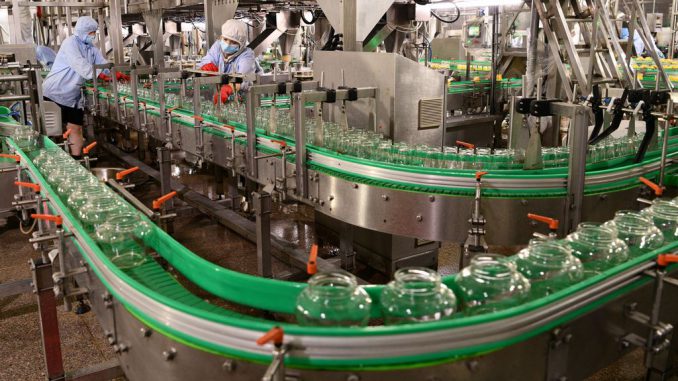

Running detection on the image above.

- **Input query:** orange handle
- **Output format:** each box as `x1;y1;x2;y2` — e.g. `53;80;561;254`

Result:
167;106;179;113
152;191;177;210
139;101;146;107
271;139;287;149
31;213;62;226
223;124;235;132
475;171;488;181
456;140;475;149
658;254;678;267
116;166;139;181
193;115;204;122
528;213;559;230
15;181;40;193
256;327;284;346
0;153;20;162
307;244;318;275
83;141;97;154
62;128;73;139
639;176;663;197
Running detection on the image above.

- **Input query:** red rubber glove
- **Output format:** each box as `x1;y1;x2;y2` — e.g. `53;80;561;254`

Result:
213;84;234;104
201;63;219;72
98;73;111;82
116;72;131;82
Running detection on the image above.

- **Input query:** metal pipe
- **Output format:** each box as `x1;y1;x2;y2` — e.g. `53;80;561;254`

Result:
659;100;673;187
106;179;155;218
525;1;540;98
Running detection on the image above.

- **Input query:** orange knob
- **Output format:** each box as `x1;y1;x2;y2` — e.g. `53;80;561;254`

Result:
657;254;678;267
15;181;40;193
62;128;73;139
307;244;318;275
223;124;235;132
167;106;179;113
256;327;284;346
152;191;177;210
528;213;560;230
271;139;287;149
83;141;97;155
456;140;475;149
31;213;62;226
475;171;488;181
0;153;20;162
193;115;204;122
639;176;663;197
116;166;139;181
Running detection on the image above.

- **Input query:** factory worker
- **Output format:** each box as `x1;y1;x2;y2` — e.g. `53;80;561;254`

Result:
198;19;258;103
35;45;57;70
43;16;129;158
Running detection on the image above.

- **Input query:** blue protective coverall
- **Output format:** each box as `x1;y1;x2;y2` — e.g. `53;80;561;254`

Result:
43;16;109;108
35;46;57;69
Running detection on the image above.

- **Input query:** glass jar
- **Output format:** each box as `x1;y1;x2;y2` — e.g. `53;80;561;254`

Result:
37;152;74;172
603;210;664;257
511;240;583;298
109;242;148;270
295;271;372;327
56;172;98;197
32;148;68;168
67;184;111;211
94;211;152;256
642;200;678;240
12;126;39;151
45;164;81;187
454;254;531;315
565;223;629;273
79;195;126;232
380;267;457;324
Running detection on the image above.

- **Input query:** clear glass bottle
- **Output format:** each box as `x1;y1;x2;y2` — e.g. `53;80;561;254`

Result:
565;223;629;273
603;210;664;257
511;240;583;298
642;200;678;241
380;267;457;324
295;271;372;327
95;211;152;258
454;254;531;315
109;242;148;270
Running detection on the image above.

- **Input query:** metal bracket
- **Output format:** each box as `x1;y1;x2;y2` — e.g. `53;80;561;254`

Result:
546;327;572;381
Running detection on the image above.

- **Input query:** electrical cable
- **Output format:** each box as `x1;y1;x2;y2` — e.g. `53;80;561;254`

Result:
431;2;461;24
17;214;37;235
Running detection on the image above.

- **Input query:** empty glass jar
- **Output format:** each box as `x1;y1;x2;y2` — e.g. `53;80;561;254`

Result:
454;254;531;315
109;242;148;270
295;271;372;327
12;125;39;151
380;267;457;324
94;211;152;256
642;200;678;241
67;184;111;211
56;171;98;197
511;240;583;298
603;210;664;257
79;195;126;232
565;223;629;273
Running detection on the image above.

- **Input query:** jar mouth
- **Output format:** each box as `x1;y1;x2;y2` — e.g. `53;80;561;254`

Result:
393;267;441;292
650;201;678;220
470;254;514;280
308;272;357;296
575;223;615;243
612;211;654;234
526;241;573;266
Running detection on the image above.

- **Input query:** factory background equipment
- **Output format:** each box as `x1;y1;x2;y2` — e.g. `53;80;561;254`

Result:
1;0;678;380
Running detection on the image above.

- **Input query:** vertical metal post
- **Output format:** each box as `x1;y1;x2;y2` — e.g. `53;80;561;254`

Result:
342;0;359;51
564;105;588;234
489;6;498;115
192;78;203;157
245;89;257;178
111;70;121;121
157;146;174;211
659;100;673;187
339;221;355;271
108;0;125;64
253;192;272;278
31;258;65;381
293;92;308;198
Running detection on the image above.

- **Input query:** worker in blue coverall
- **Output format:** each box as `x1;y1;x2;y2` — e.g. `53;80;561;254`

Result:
43;16;129;158
198;19;258;103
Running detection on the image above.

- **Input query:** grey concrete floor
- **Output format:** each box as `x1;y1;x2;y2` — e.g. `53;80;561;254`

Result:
0;151;653;380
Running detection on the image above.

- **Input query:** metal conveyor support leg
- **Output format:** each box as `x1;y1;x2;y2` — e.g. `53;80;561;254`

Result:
254;191;272;278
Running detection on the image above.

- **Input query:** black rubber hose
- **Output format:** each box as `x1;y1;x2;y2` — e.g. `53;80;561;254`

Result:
300;10;319;25
588;85;604;141
431;3;461;24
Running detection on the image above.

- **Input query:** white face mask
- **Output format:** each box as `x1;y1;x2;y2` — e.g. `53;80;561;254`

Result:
84;34;96;45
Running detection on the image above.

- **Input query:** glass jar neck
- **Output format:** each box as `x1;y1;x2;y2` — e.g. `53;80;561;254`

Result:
650;201;678;221
469;254;514;281
575;223;615;245
526;241;572;267
307;272;357;298
393;268;442;294
613;211;653;235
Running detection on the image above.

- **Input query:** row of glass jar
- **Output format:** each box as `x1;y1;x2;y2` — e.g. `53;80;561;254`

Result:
296;201;677;327
30;147;153;270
